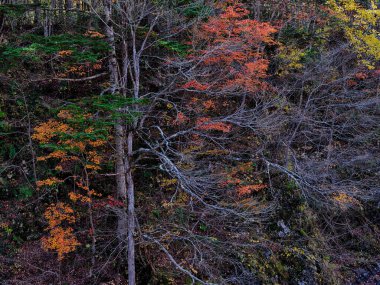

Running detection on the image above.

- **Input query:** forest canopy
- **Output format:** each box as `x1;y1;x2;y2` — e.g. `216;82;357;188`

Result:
0;0;379;284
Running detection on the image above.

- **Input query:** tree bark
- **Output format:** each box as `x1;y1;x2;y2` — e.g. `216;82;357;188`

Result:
33;0;41;26
66;0;73;10
126;130;135;285
104;0;129;258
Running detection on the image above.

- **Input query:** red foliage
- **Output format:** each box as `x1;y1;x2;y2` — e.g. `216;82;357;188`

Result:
236;184;267;197
195;117;232;133
220;162;267;197
184;1;277;94
203;100;216;110
181;80;209;91
174;112;189;125
354;72;368;80
93;196;125;209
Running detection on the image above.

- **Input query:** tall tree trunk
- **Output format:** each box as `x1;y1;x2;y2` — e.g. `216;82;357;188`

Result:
33;0;41;26
104;0;129;257
115;121;127;243
66;0;72;10
104;1;138;283
22;93;38;185
126;130;135;285
124;25;143;285
76;0;80;23
87;0;97;29
43;0;55;37
64;0;73;27
58;0;63;23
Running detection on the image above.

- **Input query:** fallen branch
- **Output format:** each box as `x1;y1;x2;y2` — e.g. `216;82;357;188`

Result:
54;72;108;82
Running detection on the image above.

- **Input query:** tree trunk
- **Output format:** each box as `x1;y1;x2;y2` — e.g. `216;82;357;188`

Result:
104;1;137;283
58;0;63;22
126;130;135;285
66;0;72;10
115;121;128;244
33;0;41;26
104;0;129;259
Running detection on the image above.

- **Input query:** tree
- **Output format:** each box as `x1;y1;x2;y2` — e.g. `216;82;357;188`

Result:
122;1;279;282
328;0;380;68
77;0;278;282
32;106;109;266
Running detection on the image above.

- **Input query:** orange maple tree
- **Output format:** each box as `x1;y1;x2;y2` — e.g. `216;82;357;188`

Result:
41;202;80;260
33;109;107;259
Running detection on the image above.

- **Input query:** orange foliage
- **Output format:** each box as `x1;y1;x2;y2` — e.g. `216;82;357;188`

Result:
44;202;76;228
57;109;73;119
69;192;92;203
202;100;216;110
236;184;267;197
36;177;63;188
221;162;267;196
68;181;102;204
88;139;107;148
84;30;105;38
37;150;66;162
57;61;103;78
85;151;102;170
230;60;270;92
332;192;361;209
64;65;87;76
174;112;189;125
33;110;105;260
201;5;275;45
42;202;80;260
92;63;102;70
65;140;86;152
195;117;232;133
185;2;276;94
181;80;209;91
33;110;106;174
42;227;80;260
58;50;73;57
55;165;63;171
32;120;71;144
